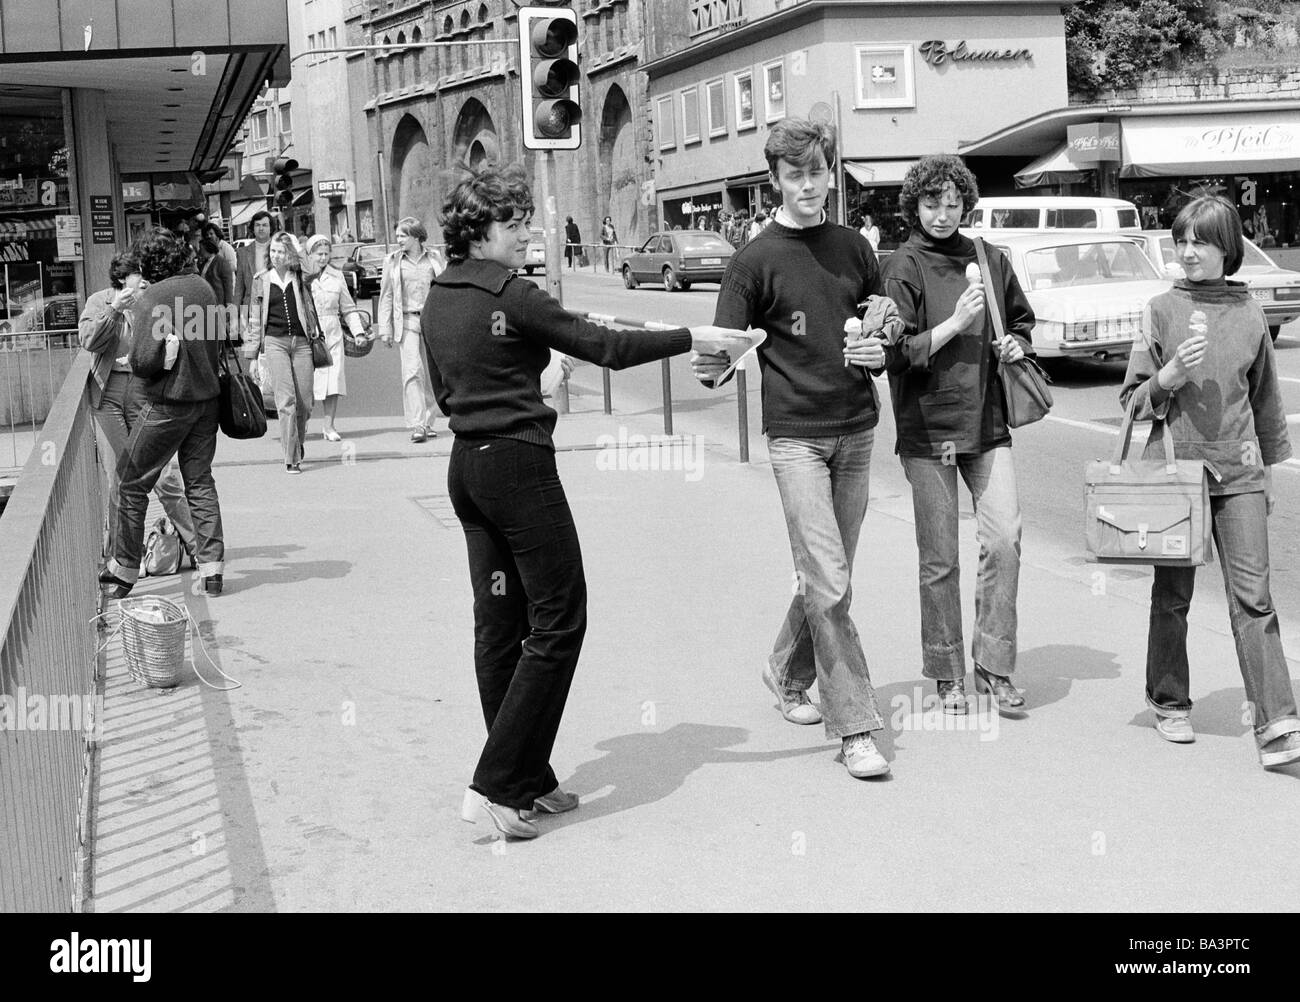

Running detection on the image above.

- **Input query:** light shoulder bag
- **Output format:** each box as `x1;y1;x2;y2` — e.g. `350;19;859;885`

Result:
973;237;1053;428
1083;394;1213;566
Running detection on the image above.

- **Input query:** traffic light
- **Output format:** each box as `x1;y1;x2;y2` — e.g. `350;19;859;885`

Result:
518;5;581;150
270;156;298;210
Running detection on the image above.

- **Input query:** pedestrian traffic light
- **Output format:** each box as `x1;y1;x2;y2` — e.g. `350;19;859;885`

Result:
518;5;581;150
271;156;298;210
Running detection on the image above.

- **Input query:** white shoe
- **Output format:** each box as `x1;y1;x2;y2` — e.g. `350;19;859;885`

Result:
762;664;822;725
841;732;889;778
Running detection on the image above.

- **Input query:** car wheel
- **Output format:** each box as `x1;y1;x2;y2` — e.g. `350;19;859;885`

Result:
622;265;639;290
662;266;678;292
524;266;535;275
1269;325;1280;342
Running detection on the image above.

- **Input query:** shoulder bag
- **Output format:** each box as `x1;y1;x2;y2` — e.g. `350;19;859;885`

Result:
217;344;268;439
973;236;1053;428
1083;394;1212;566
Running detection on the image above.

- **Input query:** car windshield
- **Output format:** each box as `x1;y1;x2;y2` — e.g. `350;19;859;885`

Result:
679;233;731;252
1022;241;1159;291
529;228;544;243
357;247;387;264
1242;240;1273;268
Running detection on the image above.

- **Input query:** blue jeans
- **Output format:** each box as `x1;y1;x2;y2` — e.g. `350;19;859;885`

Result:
109;397;224;582
1147;490;1300;745
900;446;1022;680
449;437;587;810
767;428;883;739
264;334;313;466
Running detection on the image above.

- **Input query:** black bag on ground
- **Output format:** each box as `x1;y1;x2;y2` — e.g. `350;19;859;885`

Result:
218;346;267;439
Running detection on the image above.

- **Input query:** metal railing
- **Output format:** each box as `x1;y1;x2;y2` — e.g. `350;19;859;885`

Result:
1;330;80;478
0;351;104;912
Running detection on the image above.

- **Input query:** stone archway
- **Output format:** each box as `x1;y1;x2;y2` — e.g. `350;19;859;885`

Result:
598;85;638;244
451;98;500;170
390;114;436;232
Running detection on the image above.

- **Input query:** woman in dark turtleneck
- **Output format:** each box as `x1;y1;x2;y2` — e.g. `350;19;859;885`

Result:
881;154;1036;717
1121;194;1298;769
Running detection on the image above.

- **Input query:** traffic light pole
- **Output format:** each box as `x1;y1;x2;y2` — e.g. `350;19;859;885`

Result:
536;149;563;306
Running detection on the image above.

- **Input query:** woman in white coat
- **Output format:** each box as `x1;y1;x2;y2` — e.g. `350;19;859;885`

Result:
303;235;367;441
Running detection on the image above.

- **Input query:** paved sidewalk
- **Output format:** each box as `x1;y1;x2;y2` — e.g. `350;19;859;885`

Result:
88;378;1300;913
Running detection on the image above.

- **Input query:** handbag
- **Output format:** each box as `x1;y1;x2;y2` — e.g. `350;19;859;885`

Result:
1083;396;1213;566
217;345;268;439
142;517;184;577
341;308;374;358
973;237;1053;428
308;327;333;369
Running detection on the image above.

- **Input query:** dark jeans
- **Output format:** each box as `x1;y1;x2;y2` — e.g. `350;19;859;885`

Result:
1147;490;1300;745
109;397;224;582
448;437;587;810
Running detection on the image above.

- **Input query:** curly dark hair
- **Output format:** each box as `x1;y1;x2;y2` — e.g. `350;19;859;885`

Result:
440;165;535;262
107;251;141;290
898;154;980;231
132;227;190;282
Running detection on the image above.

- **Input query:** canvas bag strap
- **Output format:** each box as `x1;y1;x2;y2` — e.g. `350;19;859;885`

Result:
972;236;1005;348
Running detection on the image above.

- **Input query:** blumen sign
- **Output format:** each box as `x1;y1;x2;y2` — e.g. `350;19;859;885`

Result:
1067;123;1121;163
918;41;1032;66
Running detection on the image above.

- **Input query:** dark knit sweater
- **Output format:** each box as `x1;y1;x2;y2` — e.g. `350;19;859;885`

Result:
1120;277;1292;494
127;274;223;403
264;282;306;339
881;230;1035;457
422;259;692;449
712;218;884;438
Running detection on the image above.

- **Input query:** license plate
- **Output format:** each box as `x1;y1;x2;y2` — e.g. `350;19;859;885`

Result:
700;257;722;265
1251;289;1272;302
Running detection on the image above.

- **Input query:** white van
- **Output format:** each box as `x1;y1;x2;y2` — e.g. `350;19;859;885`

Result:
964;196;1142;233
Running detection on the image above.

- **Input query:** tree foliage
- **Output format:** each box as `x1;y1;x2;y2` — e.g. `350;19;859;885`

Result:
1066;0;1222;98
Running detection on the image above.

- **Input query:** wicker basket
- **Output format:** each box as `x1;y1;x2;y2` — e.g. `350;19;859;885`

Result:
118;595;188;688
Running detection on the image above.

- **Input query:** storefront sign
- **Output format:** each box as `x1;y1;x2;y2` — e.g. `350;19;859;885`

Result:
1191;125;1295;157
919;41;1032;66
90;195;115;244
317;179;348;197
1067;124;1121;163
55;214;83;261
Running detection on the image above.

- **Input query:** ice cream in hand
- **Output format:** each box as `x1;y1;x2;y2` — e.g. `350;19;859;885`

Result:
965;262;982;286
1188;309;1208;337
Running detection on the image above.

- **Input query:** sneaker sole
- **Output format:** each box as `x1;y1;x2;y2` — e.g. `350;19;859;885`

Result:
762;667;822;725
1155;722;1195;744
1260;745;1300;769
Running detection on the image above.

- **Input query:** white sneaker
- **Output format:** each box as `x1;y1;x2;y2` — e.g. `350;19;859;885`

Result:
762;664;822;725
841;732;889;778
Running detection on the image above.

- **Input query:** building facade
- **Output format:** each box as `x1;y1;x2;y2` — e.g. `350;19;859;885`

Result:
643;0;1070;250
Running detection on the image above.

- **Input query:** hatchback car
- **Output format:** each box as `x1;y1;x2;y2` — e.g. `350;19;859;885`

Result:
1121;229;1300;341
521;226;548;275
347;243;390;299
989;233;1171;360
621;230;734;291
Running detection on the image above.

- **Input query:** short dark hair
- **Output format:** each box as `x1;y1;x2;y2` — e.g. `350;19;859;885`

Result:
898;154;979;230
108;252;141;290
440;165;535;262
250;210;275;233
764;118;837;175
1172;194;1244;276
395;216;428;243
133;228;190;282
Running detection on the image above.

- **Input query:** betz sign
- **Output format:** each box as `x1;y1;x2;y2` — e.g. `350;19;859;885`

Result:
317;179;348;197
919;41;1031;66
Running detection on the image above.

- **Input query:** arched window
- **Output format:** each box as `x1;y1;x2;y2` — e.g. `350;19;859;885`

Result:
411;26;423;77
380;36;392;92
443;15;453;34
478;3;488;22
395;32;406;88
460;10;470;28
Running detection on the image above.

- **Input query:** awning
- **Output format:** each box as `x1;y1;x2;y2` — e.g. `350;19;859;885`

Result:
292;188;314;207
843;160;918;186
1014;144;1092;188
229;200;265;229
1121;112;1300;178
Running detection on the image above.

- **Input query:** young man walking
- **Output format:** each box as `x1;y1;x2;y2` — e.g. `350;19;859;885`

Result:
695;118;896;779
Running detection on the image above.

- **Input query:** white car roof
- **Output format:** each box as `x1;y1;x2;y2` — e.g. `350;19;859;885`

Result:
974;197;1138;209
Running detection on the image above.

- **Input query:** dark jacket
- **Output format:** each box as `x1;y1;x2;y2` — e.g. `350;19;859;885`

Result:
128;274;224;403
1120;278;1291;495
882;230;1035;457
421;258;691;449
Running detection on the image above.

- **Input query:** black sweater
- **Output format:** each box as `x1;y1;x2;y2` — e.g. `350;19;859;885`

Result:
712;217;884;437
128;274;224;404
881;230;1035;457
421;259;692;449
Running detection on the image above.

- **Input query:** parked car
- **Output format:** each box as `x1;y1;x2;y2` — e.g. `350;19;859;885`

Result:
1121;229;1300;341
329;240;365;294
988;232;1171;360
347;243;390;299
965;196;1142;234
521;226;548;275
621;230;735;291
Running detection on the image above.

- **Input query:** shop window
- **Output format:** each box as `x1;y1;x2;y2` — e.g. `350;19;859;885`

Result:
681;88;700;145
734;70;755;131
706;79;726;137
762;60;784;123
249;110;269;152
278;104;292;147
656;95;675;150
855;44;915;110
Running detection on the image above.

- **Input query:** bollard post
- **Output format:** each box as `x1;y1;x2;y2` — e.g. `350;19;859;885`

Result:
661;357;673;436
736;360;749;463
602;367;612;415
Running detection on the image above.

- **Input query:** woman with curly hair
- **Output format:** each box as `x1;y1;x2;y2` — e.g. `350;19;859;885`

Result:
99;228;226;598
425;166;750;839
881;154;1036;716
243;232;322;473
